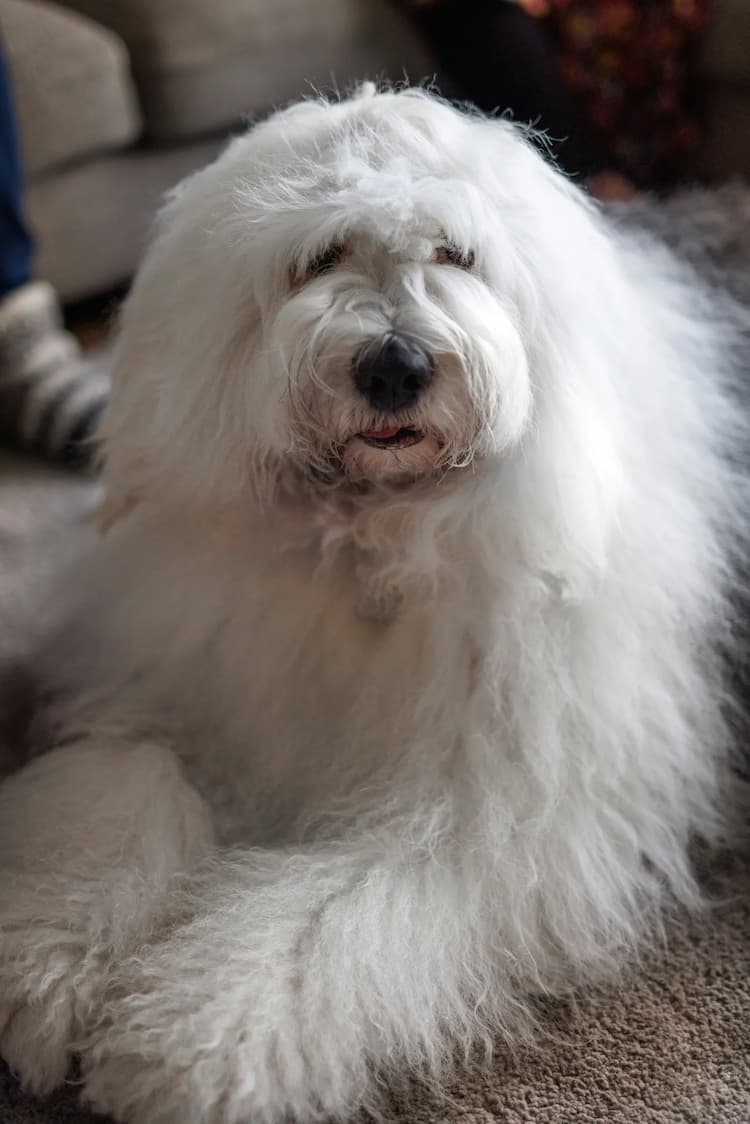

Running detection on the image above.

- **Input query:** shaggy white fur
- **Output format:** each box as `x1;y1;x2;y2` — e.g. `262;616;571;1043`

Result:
0;86;747;1124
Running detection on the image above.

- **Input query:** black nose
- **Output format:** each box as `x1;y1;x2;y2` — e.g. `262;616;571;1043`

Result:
352;333;434;413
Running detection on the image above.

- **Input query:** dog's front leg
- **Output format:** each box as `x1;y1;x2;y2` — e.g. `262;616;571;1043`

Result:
82;837;487;1124
0;739;215;1094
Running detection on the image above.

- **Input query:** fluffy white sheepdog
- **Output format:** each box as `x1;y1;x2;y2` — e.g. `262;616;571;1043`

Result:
0;86;747;1124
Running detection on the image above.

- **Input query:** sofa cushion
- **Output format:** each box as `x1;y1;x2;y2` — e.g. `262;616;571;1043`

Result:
56;0;433;141
2;0;142;179
26;136;224;301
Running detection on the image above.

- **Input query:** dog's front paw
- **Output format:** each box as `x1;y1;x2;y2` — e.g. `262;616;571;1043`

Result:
84;1045;216;1124
83;1012;255;1124
81;957;337;1124
0;920;104;1094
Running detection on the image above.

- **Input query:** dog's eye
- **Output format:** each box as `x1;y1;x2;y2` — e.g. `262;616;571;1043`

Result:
435;244;475;270
306;243;344;278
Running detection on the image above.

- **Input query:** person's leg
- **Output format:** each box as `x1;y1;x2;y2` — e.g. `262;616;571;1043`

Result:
0;43;108;467
0;37;32;298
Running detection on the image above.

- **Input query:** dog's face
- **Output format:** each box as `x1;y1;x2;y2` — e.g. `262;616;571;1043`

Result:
277;220;525;486
265;111;534;487
105;87;600;512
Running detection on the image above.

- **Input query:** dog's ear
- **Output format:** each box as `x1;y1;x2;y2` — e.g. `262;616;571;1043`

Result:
95;210;178;532
467;115;632;584
96;159;267;530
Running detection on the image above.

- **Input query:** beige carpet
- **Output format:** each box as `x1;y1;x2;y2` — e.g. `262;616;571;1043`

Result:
1;454;749;1124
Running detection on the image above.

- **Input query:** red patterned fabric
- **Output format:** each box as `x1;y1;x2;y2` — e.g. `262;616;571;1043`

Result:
397;0;711;186
519;0;711;184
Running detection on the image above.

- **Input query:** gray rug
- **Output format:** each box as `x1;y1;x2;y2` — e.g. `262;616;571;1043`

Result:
1;453;749;1123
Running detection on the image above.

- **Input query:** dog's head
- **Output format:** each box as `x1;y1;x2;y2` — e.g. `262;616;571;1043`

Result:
102;86;617;527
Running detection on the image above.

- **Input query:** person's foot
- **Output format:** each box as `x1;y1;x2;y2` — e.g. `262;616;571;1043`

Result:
0;281;108;467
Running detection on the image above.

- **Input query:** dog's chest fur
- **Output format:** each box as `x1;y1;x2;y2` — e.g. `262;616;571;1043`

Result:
63;507;481;845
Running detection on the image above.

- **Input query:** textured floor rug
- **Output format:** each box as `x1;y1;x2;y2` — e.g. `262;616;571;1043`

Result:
0;454;749;1124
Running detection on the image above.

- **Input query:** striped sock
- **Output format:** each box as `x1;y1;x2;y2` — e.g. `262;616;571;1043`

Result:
0;281;109;467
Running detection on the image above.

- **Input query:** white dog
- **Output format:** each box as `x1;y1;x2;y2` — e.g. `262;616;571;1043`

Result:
0;86;747;1124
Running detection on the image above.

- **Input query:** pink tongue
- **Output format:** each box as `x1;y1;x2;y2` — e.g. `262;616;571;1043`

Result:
359;426;401;440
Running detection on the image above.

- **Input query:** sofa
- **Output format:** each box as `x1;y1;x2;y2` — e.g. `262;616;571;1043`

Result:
1;0;434;302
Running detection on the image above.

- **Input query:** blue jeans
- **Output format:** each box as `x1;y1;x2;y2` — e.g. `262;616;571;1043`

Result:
0;41;32;299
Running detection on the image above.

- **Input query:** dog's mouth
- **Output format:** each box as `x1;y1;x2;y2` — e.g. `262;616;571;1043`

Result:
335;423;444;484
356;425;425;450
